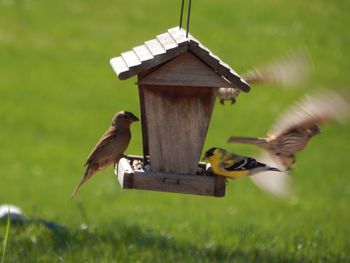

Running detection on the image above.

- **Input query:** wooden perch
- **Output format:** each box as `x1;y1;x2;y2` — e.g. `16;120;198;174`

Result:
116;156;226;197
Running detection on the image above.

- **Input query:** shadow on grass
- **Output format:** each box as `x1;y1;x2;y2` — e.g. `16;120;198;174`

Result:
34;221;304;262
3;220;342;262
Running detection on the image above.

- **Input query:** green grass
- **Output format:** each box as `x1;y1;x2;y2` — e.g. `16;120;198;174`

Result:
1;210;10;263
1;0;350;262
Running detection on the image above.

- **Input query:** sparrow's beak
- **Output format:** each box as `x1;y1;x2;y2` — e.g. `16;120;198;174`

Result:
131;115;139;122
268;167;282;172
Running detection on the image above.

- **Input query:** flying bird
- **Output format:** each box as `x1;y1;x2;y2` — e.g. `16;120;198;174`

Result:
202;147;281;179
218;48;311;104
71;111;139;198
228;90;350;168
242;48;311;87
249;152;292;198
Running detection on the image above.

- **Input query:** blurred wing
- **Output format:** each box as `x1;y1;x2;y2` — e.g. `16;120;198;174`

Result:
242;48;311;87
269;90;350;137
250;151;292;198
218;49;312;104
85;126;117;165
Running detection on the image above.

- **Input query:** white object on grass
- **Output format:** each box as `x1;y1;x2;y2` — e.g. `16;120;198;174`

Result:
0;204;26;222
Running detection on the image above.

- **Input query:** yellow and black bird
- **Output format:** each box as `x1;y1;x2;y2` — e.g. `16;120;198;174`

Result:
71;111;139;198
228;90;349;168
202;147;281;179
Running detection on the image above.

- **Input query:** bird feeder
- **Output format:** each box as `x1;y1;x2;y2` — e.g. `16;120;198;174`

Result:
110;27;250;197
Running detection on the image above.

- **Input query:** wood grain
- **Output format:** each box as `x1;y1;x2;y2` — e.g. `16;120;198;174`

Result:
110;56;134;80
139;52;234;88
138;75;150;162
145;39;166;56
189;38;220;72
132;171;216;196
110;27;250;93
156;32;178;50
121;50;141;68
116;156;226;197
168;27;188;46
141;84;217;175
133;45;154;63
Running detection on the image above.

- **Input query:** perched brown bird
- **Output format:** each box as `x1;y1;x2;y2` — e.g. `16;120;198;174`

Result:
227;90;349;168
71;111;139;198
218;48;311;104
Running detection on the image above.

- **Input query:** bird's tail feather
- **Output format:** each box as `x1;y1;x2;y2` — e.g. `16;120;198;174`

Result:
228;136;269;148
70;167;94;199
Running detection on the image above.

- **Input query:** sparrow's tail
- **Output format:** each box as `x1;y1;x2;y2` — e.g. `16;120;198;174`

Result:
227;136;269;149
70;167;95;199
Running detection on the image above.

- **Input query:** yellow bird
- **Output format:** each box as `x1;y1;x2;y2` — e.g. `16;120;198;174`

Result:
71;111;139;198
202;147;281;179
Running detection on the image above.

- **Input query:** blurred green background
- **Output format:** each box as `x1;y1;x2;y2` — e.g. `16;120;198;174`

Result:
1;0;349;262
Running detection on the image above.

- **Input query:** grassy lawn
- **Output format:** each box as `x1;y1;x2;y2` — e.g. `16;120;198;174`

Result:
1;0;349;262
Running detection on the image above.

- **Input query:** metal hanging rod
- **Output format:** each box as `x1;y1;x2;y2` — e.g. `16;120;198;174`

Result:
186;0;192;37
179;0;185;29
179;0;193;37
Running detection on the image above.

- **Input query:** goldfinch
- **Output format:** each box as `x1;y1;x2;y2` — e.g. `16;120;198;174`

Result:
202;147;281;179
71;111;139;198
228;90;349;168
218;49;311;104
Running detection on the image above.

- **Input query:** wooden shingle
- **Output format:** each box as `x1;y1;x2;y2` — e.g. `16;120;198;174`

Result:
110;27;250;92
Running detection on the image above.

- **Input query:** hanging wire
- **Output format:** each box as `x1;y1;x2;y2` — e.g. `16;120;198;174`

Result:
179;0;185;29
179;0;193;36
186;0;192;37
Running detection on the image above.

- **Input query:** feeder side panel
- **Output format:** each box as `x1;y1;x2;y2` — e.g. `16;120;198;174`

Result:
138;84;150;161
143;85;217;174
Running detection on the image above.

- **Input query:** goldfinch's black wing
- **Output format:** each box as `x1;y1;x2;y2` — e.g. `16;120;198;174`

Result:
85;126;117;166
224;157;267;171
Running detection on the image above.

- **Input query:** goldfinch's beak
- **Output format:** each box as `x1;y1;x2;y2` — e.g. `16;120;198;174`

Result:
201;155;207;161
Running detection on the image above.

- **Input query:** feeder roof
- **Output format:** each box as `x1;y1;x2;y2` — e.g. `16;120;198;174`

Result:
110;27;250;92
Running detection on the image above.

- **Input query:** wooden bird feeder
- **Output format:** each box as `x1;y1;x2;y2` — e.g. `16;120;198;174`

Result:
110;27;250;197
